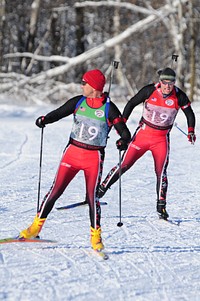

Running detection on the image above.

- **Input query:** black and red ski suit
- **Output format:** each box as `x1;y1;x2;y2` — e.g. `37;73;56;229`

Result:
100;83;195;202
37;94;131;229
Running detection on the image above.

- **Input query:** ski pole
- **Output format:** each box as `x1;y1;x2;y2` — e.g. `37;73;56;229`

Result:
174;122;187;136
117;150;123;227
108;60;119;95
37;127;44;213
107;60;123;226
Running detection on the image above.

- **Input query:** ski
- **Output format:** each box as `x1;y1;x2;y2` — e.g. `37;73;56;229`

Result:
0;237;56;244
1;237;109;259
56;200;108;210
159;217;180;226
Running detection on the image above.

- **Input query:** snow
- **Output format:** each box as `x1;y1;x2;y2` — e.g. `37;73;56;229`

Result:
0;99;200;301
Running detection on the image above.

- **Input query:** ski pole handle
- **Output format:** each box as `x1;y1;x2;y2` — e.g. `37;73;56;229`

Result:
171;54;179;68
108;60;119;95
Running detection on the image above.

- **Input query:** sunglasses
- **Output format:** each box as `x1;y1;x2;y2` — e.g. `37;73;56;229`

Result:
161;80;175;86
81;80;87;86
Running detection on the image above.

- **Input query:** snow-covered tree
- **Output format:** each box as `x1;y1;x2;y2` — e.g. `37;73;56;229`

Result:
0;0;199;103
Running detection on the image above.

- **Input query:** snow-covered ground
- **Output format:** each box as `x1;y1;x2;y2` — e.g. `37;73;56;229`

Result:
0;99;200;301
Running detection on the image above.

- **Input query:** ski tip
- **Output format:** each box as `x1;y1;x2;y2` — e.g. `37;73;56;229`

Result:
159;216;180;226
0;237;56;244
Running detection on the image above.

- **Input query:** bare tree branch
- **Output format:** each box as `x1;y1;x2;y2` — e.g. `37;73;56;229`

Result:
74;1;157;15
0;0;189;96
4;52;70;63
27;3;184;85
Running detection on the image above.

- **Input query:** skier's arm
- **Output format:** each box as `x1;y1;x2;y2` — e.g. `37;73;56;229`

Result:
177;90;196;129
123;84;155;121
177;88;196;143
108;102;131;144
182;106;196;129
44;95;82;124
35;95;82;127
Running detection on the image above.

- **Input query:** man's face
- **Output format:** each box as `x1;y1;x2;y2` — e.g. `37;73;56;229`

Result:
160;80;175;94
81;80;95;97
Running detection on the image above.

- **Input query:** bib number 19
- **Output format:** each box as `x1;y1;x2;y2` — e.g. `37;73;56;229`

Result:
79;123;98;140
151;111;169;124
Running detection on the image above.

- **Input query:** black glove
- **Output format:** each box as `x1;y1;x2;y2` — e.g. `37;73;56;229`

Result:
35;116;46;128
116;138;128;151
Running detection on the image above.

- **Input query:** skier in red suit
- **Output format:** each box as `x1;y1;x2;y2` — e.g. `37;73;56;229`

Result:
98;67;196;219
19;69;131;250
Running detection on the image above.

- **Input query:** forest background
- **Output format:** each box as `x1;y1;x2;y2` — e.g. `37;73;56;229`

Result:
0;0;200;104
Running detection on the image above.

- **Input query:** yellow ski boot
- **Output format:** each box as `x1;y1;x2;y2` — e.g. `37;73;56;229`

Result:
90;226;104;251
19;215;46;239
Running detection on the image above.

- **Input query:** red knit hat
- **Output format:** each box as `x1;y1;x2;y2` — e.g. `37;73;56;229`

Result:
82;69;106;91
